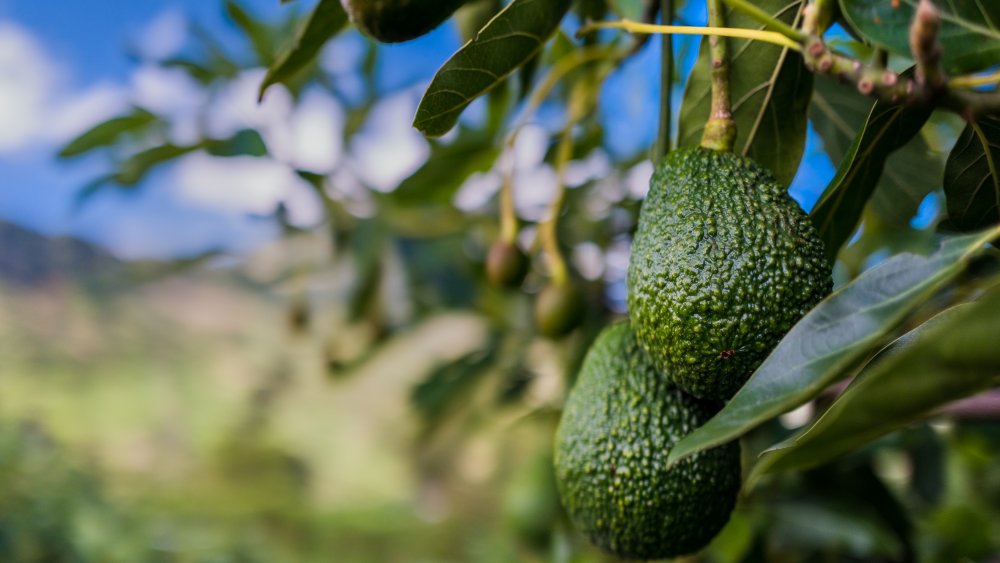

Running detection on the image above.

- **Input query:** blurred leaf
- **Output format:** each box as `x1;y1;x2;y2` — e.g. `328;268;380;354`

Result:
839;0;1000;73
58;108;158;158
225;0;276;64
259;0;348;101
205;129;269;157
413;0;573;138
116;144;198;186
391;129;500;206
411;341;499;437
347;221;385;322
944;116;1000;231
752;289;1000;479
609;0;644;20
667;225;1000;467
678;0;811;185
810;74;942;229
769;501;903;558
810;84;933;263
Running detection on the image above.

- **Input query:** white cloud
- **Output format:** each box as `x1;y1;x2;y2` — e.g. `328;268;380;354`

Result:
47;82;130;144
349;91;429;192
0;21;60;152
173;152;321;225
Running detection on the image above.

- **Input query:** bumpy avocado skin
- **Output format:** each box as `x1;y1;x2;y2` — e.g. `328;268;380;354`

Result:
627;147;831;400
554;323;741;560
341;0;468;43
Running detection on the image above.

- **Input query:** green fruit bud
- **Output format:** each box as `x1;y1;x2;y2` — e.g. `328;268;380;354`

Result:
486;240;529;288
534;282;584;338
341;0;469;43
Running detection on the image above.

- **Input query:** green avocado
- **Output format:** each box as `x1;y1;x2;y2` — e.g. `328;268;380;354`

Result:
627;147;831;400
341;0;469;43
554;322;741;560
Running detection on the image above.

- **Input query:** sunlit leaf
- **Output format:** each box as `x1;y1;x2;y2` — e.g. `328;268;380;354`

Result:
678;0;811;185
226;0;277;65
259;0;348;100
944;116;1000;231
751;286;1000;480
58;109;158;158
810;85;932;263
666;225;1000;466
413;0;572;138
840;0;1000;73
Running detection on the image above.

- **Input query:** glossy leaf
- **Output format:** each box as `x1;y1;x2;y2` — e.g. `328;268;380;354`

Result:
391;129;500;206
259;0;348;100
666;225;1000;466
752;286;1000;479
58;109;158;158
810;74;942;229
840;0;1000;73
810;90;933;262
677;0;811;185
413;0;572;138
944;116;1000;231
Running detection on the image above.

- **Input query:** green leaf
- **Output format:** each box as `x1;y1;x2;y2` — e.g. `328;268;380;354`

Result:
677;0;811;185
58;108;158;158
259;0;348;101
225;0;276;65
205;129;269;157
810;74;942;230
840;0;1000;73
810;90;932;263
751;286;1000;480
115;144;199;186
665;225;1000;467
944;116;1000;231
413;0;572;138
391;129;500;206
411;340;499;438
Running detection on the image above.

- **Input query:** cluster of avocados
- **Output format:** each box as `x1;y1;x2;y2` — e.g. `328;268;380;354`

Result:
554;147;832;560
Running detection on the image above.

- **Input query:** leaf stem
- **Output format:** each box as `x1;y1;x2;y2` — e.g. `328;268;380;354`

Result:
721;0;806;42
653;0;674;160
801;0;836;36
700;0;736;152
578;21;801;51
950;69;1000;89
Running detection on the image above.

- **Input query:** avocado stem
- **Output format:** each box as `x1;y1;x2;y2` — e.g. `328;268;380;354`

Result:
499;152;518;243
700;0;736;153
653;0;674;161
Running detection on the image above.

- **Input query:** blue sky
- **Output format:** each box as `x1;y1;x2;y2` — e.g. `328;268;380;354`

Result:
0;0;842;259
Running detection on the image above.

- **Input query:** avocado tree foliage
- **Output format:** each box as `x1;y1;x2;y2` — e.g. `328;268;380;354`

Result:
59;0;1000;559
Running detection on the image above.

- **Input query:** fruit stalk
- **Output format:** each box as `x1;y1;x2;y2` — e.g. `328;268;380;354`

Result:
653;0;674;160
700;0;736;152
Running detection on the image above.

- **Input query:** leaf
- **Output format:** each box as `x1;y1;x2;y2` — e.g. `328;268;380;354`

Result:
840;0;1000;74
944;116;1000;231
259;0;348;101
391;129;500;206
225;0;276;65
205;129;269;157
751;286;1000;480
810;74;942;229
411;340;499;438
115;144;199;186
58;108;158;158
665;225;1000;467
413;0;573;138
677;0;812;185
810;87;933;263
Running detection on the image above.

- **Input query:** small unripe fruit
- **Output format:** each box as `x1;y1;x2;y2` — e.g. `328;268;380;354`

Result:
534;282;584;338
486;240;529;288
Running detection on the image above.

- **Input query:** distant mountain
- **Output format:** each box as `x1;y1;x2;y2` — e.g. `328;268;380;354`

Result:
0;221;125;287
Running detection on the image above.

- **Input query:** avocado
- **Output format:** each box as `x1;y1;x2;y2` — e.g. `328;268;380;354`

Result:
486;240;529;288
534;282;584;338
341;0;468;43
627;147;831;400
554;322;741;560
